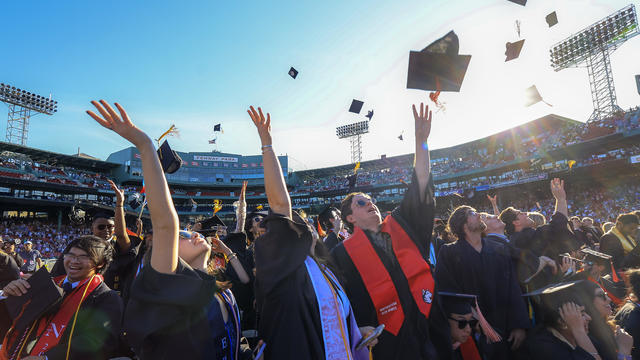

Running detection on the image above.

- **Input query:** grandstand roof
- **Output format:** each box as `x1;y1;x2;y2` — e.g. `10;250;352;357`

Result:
0;141;120;171
293;114;581;180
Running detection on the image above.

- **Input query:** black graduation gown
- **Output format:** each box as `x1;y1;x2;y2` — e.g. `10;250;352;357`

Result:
223;232;256;331
600;232;640;270
7;281;123;360
485;234;540;284
330;171;449;360
511;212;581;261
323;232;343;252
435;238;530;359
0;252;20;288
254;212;347;360
615;302;640;360
521;327;596;360
123;258;220;360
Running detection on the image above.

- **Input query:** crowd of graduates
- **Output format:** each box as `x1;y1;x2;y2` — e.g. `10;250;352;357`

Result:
0;100;637;360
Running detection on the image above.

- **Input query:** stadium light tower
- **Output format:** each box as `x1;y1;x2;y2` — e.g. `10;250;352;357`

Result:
336;120;369;163
0;83;58;145
550;4;639;122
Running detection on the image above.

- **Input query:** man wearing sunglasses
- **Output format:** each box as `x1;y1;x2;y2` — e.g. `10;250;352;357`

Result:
435;206;530;359
331;104;447;359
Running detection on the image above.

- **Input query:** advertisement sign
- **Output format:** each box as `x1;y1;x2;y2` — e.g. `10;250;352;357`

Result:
193;155;238;163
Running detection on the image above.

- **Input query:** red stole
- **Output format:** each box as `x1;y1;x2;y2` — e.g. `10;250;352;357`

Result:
343;216;435;336
459;337;482;360
1;274;103;359
587;276;623;306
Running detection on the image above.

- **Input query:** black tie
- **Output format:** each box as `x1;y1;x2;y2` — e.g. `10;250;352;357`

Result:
62;282;74;295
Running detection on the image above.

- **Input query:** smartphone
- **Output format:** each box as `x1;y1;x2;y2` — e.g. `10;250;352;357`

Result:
355;324;385;350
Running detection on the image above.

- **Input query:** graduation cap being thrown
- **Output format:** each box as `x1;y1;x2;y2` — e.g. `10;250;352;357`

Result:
546;12;558;27
580;248;620;282
213;124;223;133
398;131;404;141
197;214;227;236
507;0;527;6
365;110;374;120
407;30;471;93
505;39;525;62
157;140;183;174
524;85;552;107
349;99;364;114
288;67;299;79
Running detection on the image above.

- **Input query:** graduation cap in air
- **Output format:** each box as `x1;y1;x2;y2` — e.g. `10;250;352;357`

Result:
524;85;551;107
349;99;364;114
398;134;404;141
157;140;183;174
507;0;527;6
505;39;525;62
635;74;640;95
5;267;63;333
365;110;374;120
288;67;299;79
546;12;558;27
407;30;472;92
197;214;227;236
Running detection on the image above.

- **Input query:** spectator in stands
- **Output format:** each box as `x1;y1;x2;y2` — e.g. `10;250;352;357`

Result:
1;235;122;359
19;241;42;274
3;241;23;270
600;213;640;270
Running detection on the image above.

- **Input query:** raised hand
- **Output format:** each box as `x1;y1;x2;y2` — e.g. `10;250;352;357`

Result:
487;194;497;205
208;235;232;256
107;179;125;206
247;106;272;146
550;178;566;200
559;302;586;333
87;100;150;147
412;103;432;144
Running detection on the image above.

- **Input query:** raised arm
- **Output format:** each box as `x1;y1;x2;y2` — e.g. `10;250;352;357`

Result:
550;178;568;218
108;179;132;252
412;103;432;200
87;100;179;274
487;194;500;216
235;181;248;233
247;106;291;218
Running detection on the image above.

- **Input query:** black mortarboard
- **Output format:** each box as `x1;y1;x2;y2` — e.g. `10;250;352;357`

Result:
365;110;374;120
198;214;227;236
439;291;477;315
546;12;558;27
407;31;471;92
157;140;183;174
507;0;527;5
5;267;63;333
349;99;364;114
524;85;546;106
505;39;525;62
128;193;142;210
522;281;583;308
288;67;298;79
92;210;114;222
580;248;611;264
398;134;403;141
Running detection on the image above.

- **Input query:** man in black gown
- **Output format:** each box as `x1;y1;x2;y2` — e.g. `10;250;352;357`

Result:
331;103;449;359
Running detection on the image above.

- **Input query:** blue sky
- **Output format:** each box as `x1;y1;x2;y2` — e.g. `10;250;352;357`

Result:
1;0;639;170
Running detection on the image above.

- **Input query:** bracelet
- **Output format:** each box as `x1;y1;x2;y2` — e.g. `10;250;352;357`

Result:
261;144;273;149
227;253;238;262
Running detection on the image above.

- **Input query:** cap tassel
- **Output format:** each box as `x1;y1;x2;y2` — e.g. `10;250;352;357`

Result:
316;218;326;238
610;260;620;282
472;299;502;343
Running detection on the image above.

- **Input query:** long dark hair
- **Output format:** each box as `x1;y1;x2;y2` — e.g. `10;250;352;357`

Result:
578;281;618;360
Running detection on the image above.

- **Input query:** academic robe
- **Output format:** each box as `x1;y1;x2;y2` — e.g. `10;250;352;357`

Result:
254;212;362;360
323;231;343;252
485;233;540;284
435;238;530;359
615;302;640;360
511;212;581;261
223;232;256;332
0;252;20;288
123;258;220;359
599;232;640;270
4;281;122;360
521;327;596;360
330;171;450;360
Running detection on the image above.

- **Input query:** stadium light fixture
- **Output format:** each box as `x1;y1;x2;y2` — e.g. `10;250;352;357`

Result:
336;120;370;163
0;83;58;145
549;4;639;121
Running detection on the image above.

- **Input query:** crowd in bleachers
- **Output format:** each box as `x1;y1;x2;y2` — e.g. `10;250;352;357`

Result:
0;218;88;259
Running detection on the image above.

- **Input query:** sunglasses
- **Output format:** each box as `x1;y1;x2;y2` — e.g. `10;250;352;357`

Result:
449;317;478;329
97;224;115;230
355;198;376;207
253;216;264;223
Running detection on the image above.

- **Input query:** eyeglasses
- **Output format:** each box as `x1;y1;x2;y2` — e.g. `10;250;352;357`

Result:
97;224;115;230
355;198;376;207
253;216;264;223
449;317;478;329
179;230;204;239
63;253;92;263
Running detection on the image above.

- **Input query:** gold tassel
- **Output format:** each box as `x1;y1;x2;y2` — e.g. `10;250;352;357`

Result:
157;124;180;143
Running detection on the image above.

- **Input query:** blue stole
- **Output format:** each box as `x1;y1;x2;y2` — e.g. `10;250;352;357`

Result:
304;256;369;360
